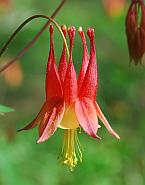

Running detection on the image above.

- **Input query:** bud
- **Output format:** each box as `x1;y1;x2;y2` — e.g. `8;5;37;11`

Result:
126;0;145;65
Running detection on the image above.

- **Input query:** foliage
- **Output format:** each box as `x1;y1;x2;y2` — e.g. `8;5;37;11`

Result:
0;104;14;115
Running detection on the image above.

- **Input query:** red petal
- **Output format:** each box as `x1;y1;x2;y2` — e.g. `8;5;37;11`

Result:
45;25;63;100
95;102;120;140
58;25;67;84
18;103;47;131
79;28;98;101
75;98;101;139
78;27;89;92
37;100;65;144
63;26;77;106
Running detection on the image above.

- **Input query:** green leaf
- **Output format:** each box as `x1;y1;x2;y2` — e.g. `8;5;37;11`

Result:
0;105;15;115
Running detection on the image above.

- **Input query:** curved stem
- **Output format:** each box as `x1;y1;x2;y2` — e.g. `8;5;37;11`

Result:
0;0;67;72
0;15;69;72
0;15;44;57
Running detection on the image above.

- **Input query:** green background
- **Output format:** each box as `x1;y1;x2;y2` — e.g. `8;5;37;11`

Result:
0;0;145;185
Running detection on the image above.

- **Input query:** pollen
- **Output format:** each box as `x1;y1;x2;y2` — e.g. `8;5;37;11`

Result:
58;129;82;171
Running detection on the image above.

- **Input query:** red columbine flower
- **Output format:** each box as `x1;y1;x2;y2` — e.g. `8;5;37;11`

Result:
126;0;145;64
19;25;120;170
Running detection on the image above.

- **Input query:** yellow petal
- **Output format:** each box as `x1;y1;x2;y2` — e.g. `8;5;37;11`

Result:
59;107;79;129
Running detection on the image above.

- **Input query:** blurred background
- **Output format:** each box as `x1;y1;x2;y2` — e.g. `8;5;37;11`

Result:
0;0;145;184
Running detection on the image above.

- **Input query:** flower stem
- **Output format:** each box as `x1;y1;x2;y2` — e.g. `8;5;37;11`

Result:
0;0;67;72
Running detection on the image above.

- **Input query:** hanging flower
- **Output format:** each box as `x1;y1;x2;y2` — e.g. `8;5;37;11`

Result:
125;0;145;64
19;24;120;170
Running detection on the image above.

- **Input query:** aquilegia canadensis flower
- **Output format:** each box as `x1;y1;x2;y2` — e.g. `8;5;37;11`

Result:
19;25;120;170
126;0;145;64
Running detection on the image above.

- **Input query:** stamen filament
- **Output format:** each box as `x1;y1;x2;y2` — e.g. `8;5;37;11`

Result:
58;129;82;171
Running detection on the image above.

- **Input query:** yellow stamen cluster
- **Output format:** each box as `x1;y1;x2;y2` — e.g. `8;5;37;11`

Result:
58;129;82;171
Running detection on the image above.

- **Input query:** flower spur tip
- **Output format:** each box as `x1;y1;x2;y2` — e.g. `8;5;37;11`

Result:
78;27;83;32
96;135;102;140
61;24;67;36
61;24;66;29
68;26;76;38
36;139;43;144
49;24;54;34
87;28;95;36
115;134;121;140
108;127;120;140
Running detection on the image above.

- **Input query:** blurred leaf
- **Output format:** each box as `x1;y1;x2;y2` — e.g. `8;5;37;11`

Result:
0;104;14;115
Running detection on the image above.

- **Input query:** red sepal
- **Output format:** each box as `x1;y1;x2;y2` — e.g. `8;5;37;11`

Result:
95;103;120;140
75;98;101;139
18;103;47;131
37;98;65;144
